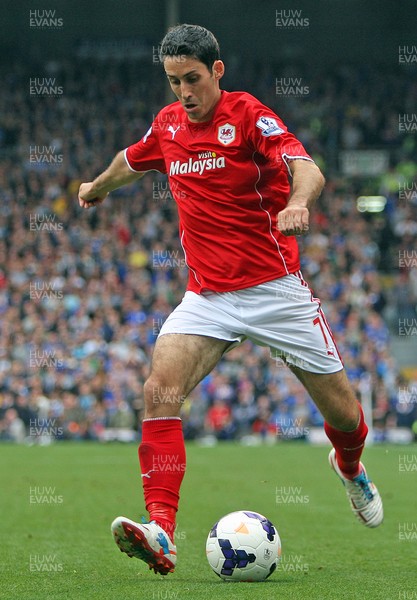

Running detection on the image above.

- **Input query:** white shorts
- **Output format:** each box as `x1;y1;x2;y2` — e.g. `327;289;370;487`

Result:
158;272;343;374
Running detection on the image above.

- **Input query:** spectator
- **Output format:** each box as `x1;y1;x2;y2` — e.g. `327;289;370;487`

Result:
0;56;412;442
0;408;26;442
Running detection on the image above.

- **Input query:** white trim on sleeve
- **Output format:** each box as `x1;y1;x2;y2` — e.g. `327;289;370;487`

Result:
282;153;314;177
124;148;142;173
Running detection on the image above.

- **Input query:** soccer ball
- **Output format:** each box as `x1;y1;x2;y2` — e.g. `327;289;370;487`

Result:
206;510;281;582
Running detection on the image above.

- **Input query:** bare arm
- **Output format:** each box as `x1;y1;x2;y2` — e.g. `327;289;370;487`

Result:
277;159;325;236
78;150;145;208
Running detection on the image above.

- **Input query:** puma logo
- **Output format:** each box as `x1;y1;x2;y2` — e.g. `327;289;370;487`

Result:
141;469;155;479
168;125;180;140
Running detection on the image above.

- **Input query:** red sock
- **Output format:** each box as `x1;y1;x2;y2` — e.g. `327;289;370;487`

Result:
324;403;368;479
138;417;186;542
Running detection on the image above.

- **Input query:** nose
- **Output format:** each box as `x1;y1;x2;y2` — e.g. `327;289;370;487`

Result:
180;82;193;99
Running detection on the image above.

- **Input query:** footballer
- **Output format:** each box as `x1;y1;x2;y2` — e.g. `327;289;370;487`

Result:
78;24;383;575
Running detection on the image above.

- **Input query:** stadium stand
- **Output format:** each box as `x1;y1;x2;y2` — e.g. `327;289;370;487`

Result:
0;56;416;443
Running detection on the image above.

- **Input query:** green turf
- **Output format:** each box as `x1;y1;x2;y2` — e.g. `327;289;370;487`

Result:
1;442;416;600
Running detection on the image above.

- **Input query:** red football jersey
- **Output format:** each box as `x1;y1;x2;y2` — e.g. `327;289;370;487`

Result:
125;90;313;293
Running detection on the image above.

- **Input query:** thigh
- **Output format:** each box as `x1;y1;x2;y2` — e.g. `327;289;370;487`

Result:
149;333;232;399
290;365;359;431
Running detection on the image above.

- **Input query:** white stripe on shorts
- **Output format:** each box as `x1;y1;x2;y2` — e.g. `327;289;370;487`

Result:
158;273;344;374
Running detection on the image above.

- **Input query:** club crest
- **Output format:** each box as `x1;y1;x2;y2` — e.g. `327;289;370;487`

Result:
218;123;236;145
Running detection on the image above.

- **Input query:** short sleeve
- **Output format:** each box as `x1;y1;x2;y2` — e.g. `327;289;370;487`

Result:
125;120;167;174
244;98;313;176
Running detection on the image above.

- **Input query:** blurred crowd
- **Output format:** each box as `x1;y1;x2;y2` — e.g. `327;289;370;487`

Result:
0;54;416;443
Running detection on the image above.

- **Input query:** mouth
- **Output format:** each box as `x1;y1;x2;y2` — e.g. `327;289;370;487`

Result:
183;102;198;113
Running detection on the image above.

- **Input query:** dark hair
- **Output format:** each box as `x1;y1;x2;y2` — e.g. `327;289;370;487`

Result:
159;24;220;71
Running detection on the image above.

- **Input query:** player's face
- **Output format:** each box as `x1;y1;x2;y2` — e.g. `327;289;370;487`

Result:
164;56;224;123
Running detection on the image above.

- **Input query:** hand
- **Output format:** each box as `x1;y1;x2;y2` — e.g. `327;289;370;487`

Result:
277;205;309;236
78;182;108;209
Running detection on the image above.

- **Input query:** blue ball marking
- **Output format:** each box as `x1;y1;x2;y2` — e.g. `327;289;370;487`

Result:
209;521;218;538
218;539;256;576
243;511;276;542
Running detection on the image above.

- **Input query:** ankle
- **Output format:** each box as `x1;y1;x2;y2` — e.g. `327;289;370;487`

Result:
337;457;361;480
148;502;177;542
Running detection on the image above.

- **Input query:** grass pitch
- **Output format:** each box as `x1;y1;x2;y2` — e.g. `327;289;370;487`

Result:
1;442;416;600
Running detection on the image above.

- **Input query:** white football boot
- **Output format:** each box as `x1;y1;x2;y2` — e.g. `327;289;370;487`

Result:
111;516;176;575
329;448;383;528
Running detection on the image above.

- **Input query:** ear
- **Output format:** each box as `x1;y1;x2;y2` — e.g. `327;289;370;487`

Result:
212;60;225;80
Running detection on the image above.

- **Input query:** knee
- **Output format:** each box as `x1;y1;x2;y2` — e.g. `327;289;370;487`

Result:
329;401;361;432
340;405;361;431
143;375;185;417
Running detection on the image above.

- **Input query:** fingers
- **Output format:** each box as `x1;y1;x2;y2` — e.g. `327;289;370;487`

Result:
78;183;93;208
78;197;94;209
277;207;309;236
79;197;101;209
78;183;106;208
